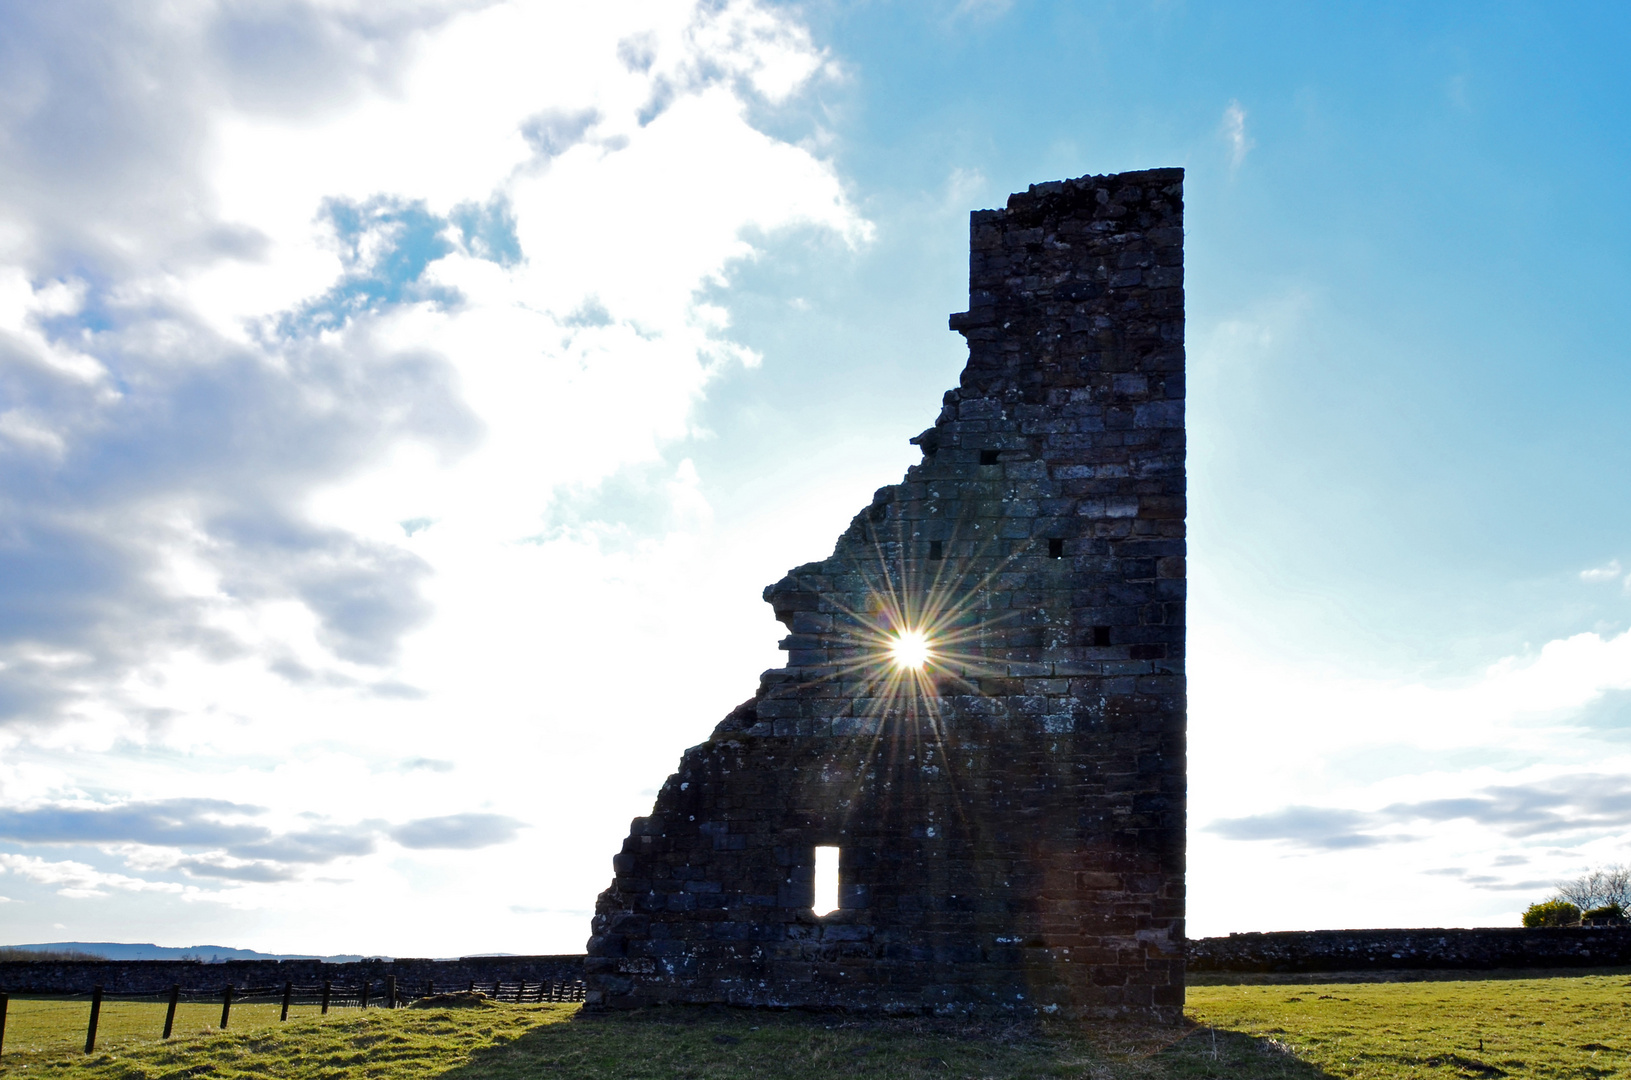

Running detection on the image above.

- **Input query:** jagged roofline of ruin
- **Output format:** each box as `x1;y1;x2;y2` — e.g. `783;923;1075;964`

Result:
586;167;1186;1021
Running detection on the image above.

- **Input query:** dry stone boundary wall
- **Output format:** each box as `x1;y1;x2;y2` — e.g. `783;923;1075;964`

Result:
1188;928;1631;973
16;928;1627;995
0;955;584;995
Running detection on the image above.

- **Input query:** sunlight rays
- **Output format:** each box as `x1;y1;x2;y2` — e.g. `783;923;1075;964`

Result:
888;629;932;670
761;516;1055;832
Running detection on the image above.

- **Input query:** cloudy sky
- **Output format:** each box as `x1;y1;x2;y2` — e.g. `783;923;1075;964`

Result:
1;0;1628;955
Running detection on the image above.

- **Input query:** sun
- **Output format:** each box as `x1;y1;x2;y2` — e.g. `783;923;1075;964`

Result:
888;628;932;671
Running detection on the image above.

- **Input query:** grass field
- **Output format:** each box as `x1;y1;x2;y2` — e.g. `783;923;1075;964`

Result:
1186;973;1631;1078
0;998;355;1062
0;972;1625;1078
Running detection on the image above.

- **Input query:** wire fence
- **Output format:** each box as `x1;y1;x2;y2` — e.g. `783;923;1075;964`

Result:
0;976;585;1059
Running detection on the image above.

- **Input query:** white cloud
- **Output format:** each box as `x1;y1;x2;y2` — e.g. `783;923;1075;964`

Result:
1581;558;1624;584
1193;625;1631;772
0;0;874;953
1221;99;1253;171
0;852;191;899
0;0;865;732
1188;614;1631;935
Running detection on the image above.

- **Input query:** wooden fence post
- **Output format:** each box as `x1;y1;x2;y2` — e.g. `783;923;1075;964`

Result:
1;990;9;1056
424;979;434;998
359;979;370;1010
163;984;180;1039
280;980;292;1021
219;984;233;1030
85;985;103;1054
384;976;396;1009
321;980;332;1015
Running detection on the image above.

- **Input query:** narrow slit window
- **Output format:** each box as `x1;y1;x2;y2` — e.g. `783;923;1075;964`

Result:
814;845;840;916
1048;538;1064;559
928;540;944;561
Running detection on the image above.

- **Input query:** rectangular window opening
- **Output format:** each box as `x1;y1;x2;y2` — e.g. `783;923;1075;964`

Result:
979;449;1000;466
1091;625;1112;647
928;540;943;561
1048;538;1064;559
814;845;840;916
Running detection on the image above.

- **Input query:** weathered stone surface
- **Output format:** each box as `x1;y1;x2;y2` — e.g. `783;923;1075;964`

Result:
587;169;1187;1021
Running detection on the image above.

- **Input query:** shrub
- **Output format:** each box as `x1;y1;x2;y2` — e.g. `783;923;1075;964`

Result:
1582;903;1626;924
1557;864;1631;912
1523;899;1581;927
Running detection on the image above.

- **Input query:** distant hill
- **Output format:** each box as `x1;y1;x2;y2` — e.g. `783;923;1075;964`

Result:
2;942;370;963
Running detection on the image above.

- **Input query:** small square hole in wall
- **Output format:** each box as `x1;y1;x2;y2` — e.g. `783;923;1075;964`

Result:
979;450;1000;466
1048;538;1064;559
1090;625;1112;647
814;845;839;916
928;540;943;561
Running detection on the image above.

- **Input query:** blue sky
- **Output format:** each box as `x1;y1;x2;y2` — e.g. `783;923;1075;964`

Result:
0;0;1627;954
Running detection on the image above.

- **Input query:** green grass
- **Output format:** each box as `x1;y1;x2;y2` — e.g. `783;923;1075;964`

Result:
1186;973;1631;1078
0;997;1306;1080
0;999;353;1063
0;973;1626;1078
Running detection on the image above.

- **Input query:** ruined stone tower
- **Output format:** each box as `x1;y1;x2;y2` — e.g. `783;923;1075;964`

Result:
586;168;1185;1020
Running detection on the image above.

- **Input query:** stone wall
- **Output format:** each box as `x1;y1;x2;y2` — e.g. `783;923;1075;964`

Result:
587;169;1187;1021
1189;929;1631;973
0;955;585;995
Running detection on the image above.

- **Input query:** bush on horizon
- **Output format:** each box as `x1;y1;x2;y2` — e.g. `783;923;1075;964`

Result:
1522;899;1581;927
1581;903;1626;923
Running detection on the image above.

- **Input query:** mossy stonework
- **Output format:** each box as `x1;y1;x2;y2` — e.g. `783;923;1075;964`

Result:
587;170;1187;1021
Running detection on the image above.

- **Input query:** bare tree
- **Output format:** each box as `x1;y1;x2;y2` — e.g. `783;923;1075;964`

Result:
1555;864;1631;912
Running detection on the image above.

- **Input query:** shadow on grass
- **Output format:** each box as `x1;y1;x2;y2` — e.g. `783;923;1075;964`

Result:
429;1008;1342;1080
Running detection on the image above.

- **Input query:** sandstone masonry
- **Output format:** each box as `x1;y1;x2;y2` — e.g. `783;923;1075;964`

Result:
587;169;1187;1021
